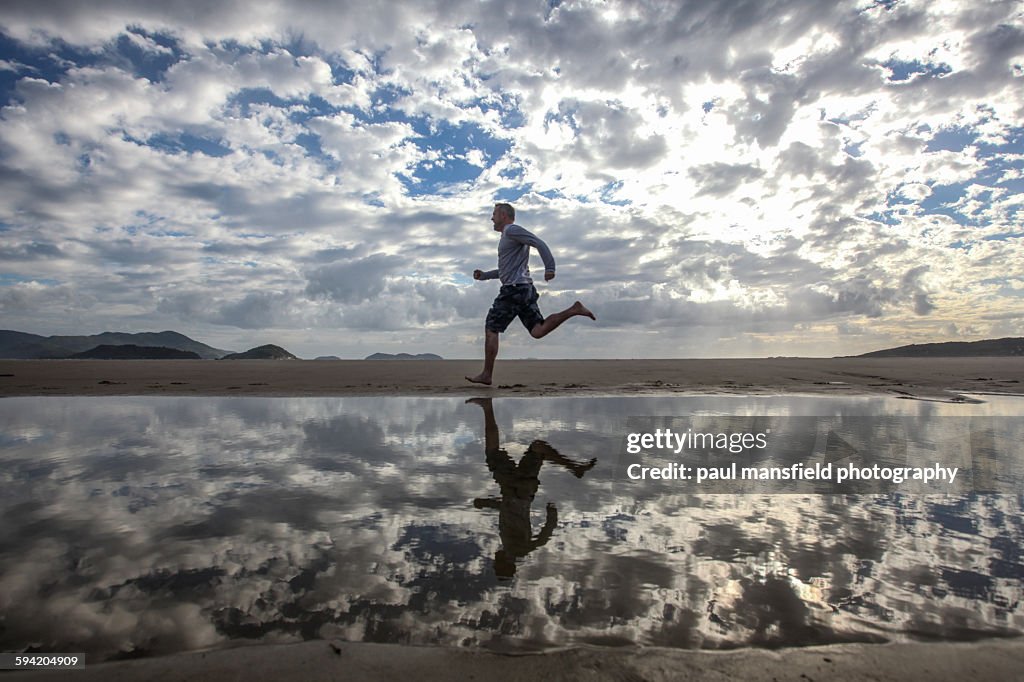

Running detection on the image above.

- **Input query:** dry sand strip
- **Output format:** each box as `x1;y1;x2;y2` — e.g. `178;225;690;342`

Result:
1;357;1023;400
5;639;1024;682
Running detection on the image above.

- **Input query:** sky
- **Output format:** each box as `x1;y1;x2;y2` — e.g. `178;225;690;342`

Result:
0;0;1021;359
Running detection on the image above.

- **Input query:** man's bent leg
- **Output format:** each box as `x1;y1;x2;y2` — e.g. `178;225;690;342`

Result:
466;330;500;384
530;301;595;339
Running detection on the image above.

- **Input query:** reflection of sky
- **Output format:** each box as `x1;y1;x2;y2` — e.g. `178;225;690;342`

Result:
0;395;1021;661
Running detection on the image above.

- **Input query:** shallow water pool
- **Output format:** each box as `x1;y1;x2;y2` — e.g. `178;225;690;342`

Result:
1;394;1021;661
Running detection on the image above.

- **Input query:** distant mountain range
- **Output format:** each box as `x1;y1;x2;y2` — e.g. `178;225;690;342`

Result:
855;337;1024;358
70;344;201;360
0;330;231;359
220;344;297;360
365;352;444;360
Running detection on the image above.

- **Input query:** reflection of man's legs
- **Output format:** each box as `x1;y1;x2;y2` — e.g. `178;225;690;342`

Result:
469;398;513;509
468;397;500;456
525;440;597;478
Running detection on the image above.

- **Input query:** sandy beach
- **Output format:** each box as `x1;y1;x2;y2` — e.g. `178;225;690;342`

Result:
5;638;1024;681
3;356;1022;680
1;356;1023;399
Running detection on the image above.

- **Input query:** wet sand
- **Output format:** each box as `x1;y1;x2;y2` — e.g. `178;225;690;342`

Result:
3;356;1022;680
1;357;1023;399
5;638;1024;682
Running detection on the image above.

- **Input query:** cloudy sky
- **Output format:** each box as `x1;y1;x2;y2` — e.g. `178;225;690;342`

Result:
0;0;1021;358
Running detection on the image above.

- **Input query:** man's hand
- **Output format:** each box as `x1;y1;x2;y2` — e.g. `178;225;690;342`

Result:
473;269;483;280
544;271;555;281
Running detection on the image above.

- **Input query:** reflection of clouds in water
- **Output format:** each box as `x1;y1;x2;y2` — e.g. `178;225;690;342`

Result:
0;396;1021;661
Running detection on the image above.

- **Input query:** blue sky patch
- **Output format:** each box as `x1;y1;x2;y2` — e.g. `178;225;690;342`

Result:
499;164;525;181
402;121;511;196
0;273;59;286
864;211;902;226
142;132;233;157
495;184;532;202
976;125;1024;159
227;87;294;116
544;103;581;134
0;33;99;106
113;28;187;83
885;186;917;206
476;92;526;129
0;29;186;108
290;95;341;123
600;181;630;206
362;192;386;208
926;126;979;152
883;58;952;83
920;181;970;222
827;103;876;126
293;131;329;161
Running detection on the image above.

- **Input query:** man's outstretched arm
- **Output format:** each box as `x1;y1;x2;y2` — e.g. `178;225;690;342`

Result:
474;268;499;280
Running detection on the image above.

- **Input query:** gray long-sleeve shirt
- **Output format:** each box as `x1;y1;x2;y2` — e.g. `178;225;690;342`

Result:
480;224;556;285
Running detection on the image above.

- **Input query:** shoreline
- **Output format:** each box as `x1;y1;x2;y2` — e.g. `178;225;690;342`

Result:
4;638;1024;682
2;357;1023;399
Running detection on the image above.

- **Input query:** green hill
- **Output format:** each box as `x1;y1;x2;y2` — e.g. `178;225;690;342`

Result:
0;330;231;359
856;337;1024;358
219;344;298;360
70;345;202;359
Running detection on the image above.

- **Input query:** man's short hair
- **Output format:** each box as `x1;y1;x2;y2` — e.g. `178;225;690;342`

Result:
494;203;515;221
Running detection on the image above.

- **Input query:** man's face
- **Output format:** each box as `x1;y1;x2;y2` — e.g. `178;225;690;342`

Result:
491;207;508;231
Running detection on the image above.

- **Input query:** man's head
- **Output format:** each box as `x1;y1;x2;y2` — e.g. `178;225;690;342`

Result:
491;203;515;231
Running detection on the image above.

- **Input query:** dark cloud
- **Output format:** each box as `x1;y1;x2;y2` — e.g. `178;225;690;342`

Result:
0;240;65;260
157;289;299;329
305;253;405;304
84;236;196;267
690;162;766;197
901;265;935;315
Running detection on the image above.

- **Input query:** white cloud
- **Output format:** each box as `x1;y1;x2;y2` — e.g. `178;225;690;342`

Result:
0;0;1020;357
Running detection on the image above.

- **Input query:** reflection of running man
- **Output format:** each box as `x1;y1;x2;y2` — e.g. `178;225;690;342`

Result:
466;203;595;386
467;398;596;579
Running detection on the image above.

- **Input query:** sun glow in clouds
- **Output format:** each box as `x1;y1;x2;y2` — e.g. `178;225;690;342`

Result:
0;0;1021;359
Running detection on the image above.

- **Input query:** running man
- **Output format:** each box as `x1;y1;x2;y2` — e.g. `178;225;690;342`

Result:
466;203;595;385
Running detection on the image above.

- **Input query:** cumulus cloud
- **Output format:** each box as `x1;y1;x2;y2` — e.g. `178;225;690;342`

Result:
0;0;1020;357
305;253;405;304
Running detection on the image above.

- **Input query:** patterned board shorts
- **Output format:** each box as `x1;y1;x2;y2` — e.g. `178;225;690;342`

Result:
485;283;545;334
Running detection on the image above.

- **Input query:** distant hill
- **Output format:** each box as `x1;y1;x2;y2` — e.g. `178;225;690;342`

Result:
856;337;1024;358
220;344;298;360
365;352;443;360
315;355;342;361
70;345;201;360
0;330;231;359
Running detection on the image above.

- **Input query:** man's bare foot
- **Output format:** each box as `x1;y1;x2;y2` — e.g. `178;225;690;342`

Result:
572;458;598;478
573;301;596;320
466;374;492;385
